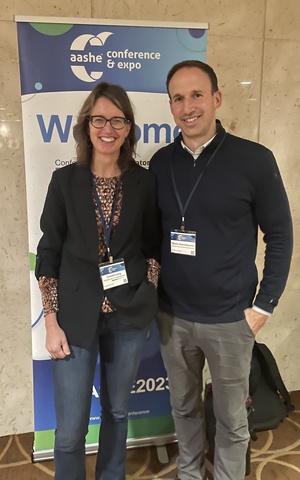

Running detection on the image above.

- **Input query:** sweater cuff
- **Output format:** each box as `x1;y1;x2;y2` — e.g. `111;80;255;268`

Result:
252;305;272;316
253;293;277;314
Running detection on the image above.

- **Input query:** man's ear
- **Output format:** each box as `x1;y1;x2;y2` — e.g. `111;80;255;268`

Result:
214;90;222;109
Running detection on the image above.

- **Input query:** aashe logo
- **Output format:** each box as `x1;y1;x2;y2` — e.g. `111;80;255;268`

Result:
70;32;113;82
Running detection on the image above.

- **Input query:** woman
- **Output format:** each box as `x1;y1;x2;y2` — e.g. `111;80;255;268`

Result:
35;82;161;480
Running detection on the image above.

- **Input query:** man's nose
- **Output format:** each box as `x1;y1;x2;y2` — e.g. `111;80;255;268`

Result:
182;98;196;114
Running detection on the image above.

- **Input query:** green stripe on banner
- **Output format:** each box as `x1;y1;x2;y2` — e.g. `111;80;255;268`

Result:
34;415;174;451
34;430;54;450
127;414;174;438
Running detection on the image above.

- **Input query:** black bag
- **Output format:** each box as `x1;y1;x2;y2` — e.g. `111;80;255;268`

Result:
249;341;294;434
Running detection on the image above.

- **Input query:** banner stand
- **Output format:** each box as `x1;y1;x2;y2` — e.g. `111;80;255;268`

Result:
15;15;208;461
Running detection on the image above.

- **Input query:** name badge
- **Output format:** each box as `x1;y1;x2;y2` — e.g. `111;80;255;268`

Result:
99;258;128;290
170;229;196;256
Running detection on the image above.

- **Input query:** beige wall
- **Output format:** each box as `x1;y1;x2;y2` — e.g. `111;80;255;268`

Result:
0;0;299;436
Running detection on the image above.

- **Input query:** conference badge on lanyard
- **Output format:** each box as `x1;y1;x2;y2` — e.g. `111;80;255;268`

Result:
99;258;128;290
170;229;196;256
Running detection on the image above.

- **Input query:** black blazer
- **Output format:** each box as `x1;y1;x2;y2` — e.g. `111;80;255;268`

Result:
35;162;161;348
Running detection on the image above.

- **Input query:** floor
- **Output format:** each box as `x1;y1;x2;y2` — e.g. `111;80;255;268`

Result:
1;391;299;480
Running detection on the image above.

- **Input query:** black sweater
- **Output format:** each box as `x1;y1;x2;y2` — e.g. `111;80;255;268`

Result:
149;122;293;324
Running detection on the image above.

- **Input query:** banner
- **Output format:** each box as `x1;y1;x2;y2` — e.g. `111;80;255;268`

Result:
16;16;208;461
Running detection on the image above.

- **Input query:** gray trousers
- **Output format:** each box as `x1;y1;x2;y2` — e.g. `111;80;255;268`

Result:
156;310;255;480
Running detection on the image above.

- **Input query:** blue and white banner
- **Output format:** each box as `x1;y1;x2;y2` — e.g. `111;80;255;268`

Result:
16;16;208;460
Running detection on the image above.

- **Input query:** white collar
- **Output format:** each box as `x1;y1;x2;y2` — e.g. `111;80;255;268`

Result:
181;134;216;160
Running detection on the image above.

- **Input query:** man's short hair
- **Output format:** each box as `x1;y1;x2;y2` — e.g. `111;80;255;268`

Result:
166;60;219;96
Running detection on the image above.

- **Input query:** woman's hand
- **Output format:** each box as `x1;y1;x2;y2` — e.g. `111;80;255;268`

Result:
45;312;71;359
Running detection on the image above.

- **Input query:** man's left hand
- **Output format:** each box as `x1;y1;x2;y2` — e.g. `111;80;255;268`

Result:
244;308;269;336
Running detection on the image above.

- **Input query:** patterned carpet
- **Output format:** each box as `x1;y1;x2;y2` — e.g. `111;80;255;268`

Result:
1;391;299;480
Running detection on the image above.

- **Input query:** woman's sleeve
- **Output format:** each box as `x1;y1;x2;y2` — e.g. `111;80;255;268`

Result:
142;173;161;288
146;258;160;288
35;171;67;280
38;276;59;316
142;172;162;263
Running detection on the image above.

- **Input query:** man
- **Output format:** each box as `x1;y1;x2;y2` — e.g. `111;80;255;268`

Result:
149;60;293;480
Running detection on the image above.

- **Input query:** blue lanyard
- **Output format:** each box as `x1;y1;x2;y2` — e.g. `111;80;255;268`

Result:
90;172;122;263
171;133;227;230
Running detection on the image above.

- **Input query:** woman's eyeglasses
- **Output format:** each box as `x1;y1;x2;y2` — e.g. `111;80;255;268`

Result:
88;116;129;130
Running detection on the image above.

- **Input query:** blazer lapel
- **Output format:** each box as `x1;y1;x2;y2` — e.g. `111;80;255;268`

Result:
110;167;142;255
71;166;99;262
